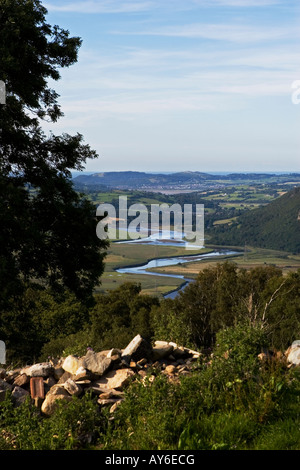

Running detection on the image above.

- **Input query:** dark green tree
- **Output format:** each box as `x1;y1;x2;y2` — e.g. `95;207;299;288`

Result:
0;0;108;303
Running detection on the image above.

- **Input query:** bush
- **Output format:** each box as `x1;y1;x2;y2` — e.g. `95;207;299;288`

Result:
0;393;104;450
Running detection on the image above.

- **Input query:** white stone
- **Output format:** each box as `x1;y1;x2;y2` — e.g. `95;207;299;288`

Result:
64;378;82;396
21;362;53;377
62;355;80;375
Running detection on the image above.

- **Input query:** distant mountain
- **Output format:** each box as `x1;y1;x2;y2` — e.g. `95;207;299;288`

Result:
209;187;300;253
72;171;300;191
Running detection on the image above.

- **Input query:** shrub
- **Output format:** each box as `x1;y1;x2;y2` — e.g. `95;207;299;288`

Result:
0;393;104;450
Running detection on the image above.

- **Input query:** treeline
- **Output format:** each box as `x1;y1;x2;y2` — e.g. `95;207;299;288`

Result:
1;262;300;364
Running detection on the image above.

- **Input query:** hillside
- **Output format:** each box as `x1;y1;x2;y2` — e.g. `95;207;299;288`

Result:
209;186;300;253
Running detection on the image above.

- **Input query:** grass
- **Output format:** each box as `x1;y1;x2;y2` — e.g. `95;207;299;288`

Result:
150;246;300;278
97;240;300;296
97;242;210;296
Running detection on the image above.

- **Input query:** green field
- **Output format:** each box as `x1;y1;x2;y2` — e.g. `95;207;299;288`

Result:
97;242;214;297
96;239;300;298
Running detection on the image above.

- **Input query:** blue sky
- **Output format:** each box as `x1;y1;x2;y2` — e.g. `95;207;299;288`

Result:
41;0;300;173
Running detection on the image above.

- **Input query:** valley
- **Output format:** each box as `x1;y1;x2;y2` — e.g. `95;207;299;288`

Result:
82;172;300;297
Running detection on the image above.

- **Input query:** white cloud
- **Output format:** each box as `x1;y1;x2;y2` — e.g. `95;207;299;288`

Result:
198;0;282;6
117;22;296;43
44;0;154;14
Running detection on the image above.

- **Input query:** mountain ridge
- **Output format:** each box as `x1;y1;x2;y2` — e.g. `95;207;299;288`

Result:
73;171;300;191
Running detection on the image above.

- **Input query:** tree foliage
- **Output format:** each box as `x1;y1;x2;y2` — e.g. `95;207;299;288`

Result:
151;262;300;351
0;0;107;303
209;187;300;253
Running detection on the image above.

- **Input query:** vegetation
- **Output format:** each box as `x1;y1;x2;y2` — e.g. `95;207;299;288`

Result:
210;187;300;253
1;319;300;450
0;0;108;307
1;262;298;364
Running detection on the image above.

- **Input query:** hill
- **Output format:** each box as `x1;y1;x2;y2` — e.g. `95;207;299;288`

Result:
72;171;300;191
209;186;300;253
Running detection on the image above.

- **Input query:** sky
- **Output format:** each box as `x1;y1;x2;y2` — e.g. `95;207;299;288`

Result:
41;0;300;173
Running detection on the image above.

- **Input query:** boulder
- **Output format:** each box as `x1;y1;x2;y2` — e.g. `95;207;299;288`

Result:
53;366;65;381
152;341;174;360
92;368;135;392
80;350;112;376
12;386;30;406
21;362;53;378
13;374;29;387
41;385;72;416
62;355;80;375
286;341;300;366
121;334;153;363
0;378;13;391
64;378;82;396
163;364;177;375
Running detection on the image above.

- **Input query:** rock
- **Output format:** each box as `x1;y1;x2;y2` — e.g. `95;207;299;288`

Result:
0;378;13;392
92;368;135;392
13;374;29;387
80;350;112;376
73;367;92;381
286;342;300;366
62;355;80;375
121;334;153;363
12;386;30;406
152;341;174;360
64;378;82;396
41;393;73;416
41;385;72;416
99;389;124;399
168;342;187;358
0;390;7;402
98;398;121;406
110;400;123;413
44;376;57;389
6;369;22;383
53;366;65;381
57;370;73;384
107;348;122;358
164;365;177;375
21;362;53;378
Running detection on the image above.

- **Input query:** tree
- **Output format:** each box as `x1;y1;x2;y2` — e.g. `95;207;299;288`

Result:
0;0;107;303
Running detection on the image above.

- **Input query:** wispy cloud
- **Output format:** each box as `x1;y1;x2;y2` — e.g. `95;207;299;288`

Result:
44;0;289;14
44;0;154;14
196;0;282;6
116;22;296;43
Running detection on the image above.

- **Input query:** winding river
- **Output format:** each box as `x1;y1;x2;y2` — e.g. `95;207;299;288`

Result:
115;246;240;299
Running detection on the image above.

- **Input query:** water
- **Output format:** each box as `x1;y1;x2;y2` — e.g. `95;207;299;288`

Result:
116;249;239;298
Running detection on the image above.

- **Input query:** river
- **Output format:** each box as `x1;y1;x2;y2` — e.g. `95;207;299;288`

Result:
115;246;239;299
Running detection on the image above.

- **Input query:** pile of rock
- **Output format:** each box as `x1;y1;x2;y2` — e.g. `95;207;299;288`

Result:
0;335;201;416
1;334;299;417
